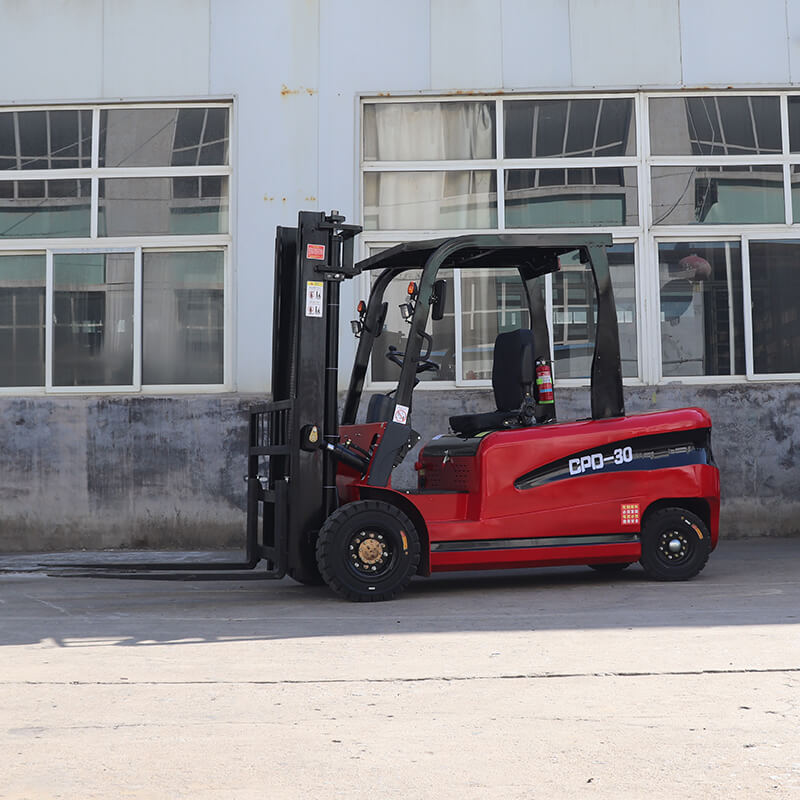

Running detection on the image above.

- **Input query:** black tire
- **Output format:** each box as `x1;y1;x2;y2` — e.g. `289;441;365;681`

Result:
639;507;711;581
588;562;633;574
316;500;421;602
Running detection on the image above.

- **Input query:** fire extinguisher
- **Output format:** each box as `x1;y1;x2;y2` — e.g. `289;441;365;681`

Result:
535;358;554;404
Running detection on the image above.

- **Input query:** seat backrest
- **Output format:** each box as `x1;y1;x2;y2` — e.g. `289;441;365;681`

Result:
492;329;535;411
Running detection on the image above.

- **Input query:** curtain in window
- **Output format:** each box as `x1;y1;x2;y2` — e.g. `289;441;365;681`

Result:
371;103;494;229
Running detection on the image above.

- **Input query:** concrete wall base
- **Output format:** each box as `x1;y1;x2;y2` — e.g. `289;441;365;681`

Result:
1;383;797;552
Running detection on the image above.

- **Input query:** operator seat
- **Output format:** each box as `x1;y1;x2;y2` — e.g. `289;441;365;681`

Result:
449;328;537;438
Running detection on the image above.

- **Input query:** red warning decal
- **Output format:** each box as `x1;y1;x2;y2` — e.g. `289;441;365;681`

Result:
306;243;326;261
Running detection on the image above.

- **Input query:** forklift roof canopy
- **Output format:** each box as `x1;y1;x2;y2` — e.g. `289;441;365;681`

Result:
355;233;613;276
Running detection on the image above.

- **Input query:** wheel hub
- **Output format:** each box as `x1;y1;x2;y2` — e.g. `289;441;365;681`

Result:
358;538;383;565
658;529;688;561
349;530;391;574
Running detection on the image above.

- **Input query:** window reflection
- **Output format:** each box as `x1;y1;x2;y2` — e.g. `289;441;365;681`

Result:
460;268;528;381
504;98;635;158
505;167;638;227
650;96;781;156
99;177;229;236
142;251;224;385
99;107;230;168
0;180;91;238
651;166;783;225
370;268;455;383
553;245;638;379
53;253;134;387
657;242;744;376
0;109;92;170
0;254;45;386
749;240;800;374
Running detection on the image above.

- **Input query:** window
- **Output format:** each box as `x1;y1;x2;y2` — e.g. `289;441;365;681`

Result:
554;244;638;378
657;242;744;377
362;92;800;386
363;95;640;387
0;102;231;392
748;240;800;375
0;254;45;386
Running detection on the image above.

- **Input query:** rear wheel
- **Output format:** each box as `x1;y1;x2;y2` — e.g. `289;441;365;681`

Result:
316;500;421;602
639;507;711;581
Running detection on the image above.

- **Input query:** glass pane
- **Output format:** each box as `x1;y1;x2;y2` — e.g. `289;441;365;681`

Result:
53;253;134;386
142;250;224;384
0;110;92;170
99;177;229;236
363;102;496;161
370;267;455;383
504;98;635;158
460;268;529;381
651;166;784;225
99;107;230;167
0;180;90;237
505;167;638;227
657;241;744;377
363;171;497;230
650;96;781;156
552;245;638;379
0;254;45;386
749;240;800;373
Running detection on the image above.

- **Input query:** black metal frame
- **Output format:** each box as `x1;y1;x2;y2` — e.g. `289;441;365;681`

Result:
341;232;624;480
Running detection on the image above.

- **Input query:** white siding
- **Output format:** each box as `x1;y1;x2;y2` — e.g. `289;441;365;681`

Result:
0;0;103;102
569;0;682;87
431;0;503;89
680;0;790;86
501;0;572;89
103;0;211;98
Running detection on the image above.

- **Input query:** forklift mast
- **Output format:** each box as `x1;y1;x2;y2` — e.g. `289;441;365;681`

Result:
248;211;360;583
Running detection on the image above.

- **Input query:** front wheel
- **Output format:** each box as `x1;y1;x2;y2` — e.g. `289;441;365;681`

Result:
316;500;421;602
639;507;711;581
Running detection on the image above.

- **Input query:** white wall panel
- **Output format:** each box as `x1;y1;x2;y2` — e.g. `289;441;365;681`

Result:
681;0;790;86
318;0;432;376
431;0;502;89
210;0;320;392
501;0;571;89
103;0;211;98
0;0;102;102
782;0;800;84
570;0;681;87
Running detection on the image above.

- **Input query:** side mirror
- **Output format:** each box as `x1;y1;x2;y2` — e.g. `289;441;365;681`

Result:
431;279;448;321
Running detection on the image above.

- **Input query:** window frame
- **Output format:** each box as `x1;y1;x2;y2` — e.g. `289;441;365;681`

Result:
360;90;800;388
0;100;233;395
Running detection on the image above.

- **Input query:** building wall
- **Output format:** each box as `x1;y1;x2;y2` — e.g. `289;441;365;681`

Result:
1;0;799;550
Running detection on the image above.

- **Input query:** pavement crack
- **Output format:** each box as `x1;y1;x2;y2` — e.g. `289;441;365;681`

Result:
5;666;800;687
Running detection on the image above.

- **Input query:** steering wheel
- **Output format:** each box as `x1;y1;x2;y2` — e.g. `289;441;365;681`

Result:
386;345;440;374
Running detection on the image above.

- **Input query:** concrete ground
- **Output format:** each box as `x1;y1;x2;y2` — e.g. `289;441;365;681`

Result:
1;538;799;800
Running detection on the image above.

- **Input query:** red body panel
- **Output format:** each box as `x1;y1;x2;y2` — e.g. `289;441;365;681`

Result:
339;408;720;575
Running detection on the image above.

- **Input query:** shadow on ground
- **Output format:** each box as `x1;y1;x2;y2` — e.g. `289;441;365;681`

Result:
1;538;798;648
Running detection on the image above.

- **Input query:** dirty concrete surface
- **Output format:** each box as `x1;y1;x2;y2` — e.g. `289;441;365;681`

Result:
1;538;799;799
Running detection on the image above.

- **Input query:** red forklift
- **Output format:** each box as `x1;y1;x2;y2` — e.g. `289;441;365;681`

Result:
245;211;720;601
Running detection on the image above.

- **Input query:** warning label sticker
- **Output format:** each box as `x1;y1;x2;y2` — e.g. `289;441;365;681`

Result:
305;281;323;317
306;243;326;261
621;503;640;526
393;404;409;425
